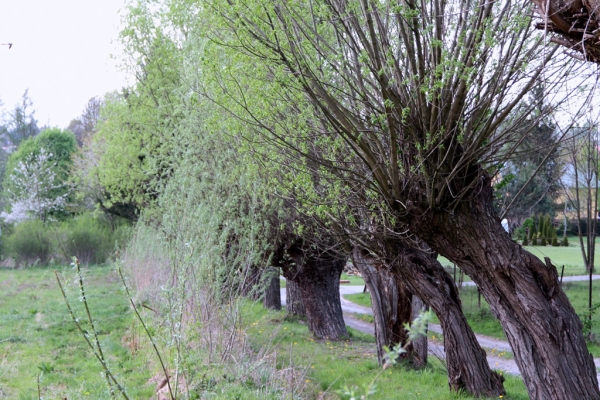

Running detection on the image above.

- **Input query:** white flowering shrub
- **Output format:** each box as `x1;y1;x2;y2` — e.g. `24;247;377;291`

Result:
1;148;70;224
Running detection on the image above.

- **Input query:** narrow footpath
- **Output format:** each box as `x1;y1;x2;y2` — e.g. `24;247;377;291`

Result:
281;275;600;378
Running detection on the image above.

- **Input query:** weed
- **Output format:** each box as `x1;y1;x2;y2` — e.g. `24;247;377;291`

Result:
37;362;54;374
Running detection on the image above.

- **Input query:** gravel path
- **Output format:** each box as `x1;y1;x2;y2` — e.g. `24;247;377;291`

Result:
281;279;600;378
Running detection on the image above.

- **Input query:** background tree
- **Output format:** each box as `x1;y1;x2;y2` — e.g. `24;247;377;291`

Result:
1;128;77;223
5;90;40;146
495;86;562;234
67;96;102;146
564;122;599;272
1;149;70;223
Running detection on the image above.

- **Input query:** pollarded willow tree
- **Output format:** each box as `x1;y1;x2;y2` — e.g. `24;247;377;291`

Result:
202;0;600;398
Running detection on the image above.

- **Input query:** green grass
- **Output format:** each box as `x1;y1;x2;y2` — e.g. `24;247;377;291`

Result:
351;312;374;324
340;273;365;285
0;265;155;399
523;244;592;276
438;237;598;278
344;293;371;308
242;302;528;399
0;264;526;399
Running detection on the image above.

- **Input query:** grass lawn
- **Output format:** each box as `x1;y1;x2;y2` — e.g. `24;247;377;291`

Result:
0;265;155;399
437;238;599;281
340;273;365;286
243;302;528;399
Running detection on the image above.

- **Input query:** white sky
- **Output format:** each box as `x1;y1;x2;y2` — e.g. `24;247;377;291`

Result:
0;0;130;129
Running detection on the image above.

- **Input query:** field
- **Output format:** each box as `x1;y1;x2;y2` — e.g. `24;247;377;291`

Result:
0;265;154;399
0;265;530;399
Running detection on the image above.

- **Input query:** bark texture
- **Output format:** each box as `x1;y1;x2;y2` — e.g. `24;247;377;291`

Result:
277;241;348;340
262;267;281;311
354;246;505;397
532;0;600;63
410;295;427;368
285;279;306;317
352;251;410;363
408;176;600;400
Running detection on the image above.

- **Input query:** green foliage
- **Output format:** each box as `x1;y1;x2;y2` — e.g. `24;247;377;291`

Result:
52;214;119;265
3;219;52;266
522;235;529;246
563;235;569;246
93;13;186;213
6;128;77;183
2;213;127;266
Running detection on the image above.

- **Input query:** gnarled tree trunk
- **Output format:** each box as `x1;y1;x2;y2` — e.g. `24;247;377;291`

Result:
409;176;600;399
354;246;505;397
277;241;348;340
352;253;411;363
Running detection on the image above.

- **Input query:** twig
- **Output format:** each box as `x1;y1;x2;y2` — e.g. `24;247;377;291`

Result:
37;372;42;400
117;266;175;400
55;266;129;399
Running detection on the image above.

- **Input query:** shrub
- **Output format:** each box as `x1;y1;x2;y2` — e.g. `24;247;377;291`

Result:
4;220;52;266
562;235;569;247
522;236;529;246
53;214;114;265
552;237;559;246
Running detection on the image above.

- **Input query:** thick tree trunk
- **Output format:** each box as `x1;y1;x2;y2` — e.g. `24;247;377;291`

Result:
352;251;410;363
263;267;281;311
354;246;505;397
409;177;600;399
279;242;348;340
285;279;306;317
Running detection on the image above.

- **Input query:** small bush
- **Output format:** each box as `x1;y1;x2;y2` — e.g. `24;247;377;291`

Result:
4;220;52;267
522;236;529;246
552;237;559;246
562;235;569;247
53;214;115;265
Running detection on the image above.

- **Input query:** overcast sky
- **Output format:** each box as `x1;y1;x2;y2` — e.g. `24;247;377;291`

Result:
0;0;130;129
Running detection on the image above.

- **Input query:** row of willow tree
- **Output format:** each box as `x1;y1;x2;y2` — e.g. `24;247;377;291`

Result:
74;0;600;399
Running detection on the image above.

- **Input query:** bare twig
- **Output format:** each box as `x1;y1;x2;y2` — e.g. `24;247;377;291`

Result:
55;264;129;399
117;266;175;400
